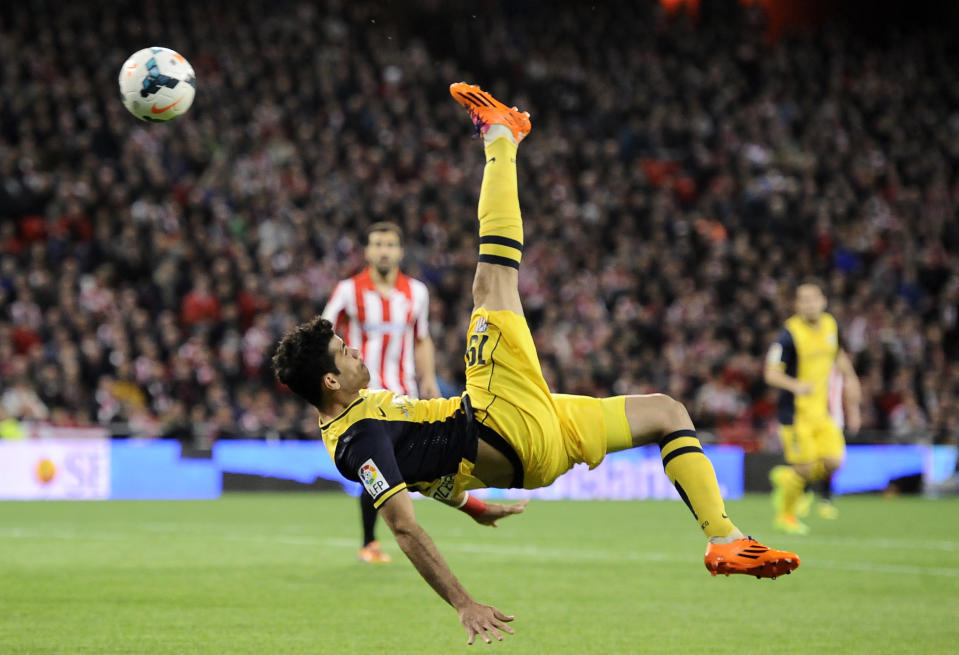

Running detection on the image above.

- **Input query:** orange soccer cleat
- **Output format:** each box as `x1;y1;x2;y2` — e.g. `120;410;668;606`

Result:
449;82;532;144
357;540;392;564
704;536;800;580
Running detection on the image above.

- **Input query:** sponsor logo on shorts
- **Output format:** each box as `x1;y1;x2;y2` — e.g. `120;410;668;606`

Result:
426;474;456;502
359;459;389;498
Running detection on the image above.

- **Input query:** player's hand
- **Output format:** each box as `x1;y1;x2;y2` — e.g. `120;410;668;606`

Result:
419;378;441;400
472;499;530;527
794;382;814;396
457;601;515;645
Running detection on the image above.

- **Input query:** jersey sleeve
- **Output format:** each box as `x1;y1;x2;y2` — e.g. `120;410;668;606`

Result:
322;280;351;334
412;280;430;341
336;422;408;509
766;329;797;373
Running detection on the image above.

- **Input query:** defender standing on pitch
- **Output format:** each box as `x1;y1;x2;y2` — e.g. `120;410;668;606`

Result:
323;222;440;563
274;84;800;645
765;280;862;534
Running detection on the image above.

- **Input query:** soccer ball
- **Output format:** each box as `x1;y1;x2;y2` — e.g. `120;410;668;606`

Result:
118;47;196;122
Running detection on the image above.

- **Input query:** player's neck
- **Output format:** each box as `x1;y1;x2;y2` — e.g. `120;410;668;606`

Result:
317;391;362;425
369;266;399;293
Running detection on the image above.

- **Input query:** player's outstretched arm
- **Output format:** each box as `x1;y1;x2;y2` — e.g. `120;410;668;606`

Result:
378;489;516;644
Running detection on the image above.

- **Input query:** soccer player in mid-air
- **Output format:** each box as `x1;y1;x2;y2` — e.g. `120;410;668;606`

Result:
273;83;800;645
765;280;862;534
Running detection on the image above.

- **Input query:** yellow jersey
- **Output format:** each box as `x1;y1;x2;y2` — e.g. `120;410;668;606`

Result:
767;313;840;424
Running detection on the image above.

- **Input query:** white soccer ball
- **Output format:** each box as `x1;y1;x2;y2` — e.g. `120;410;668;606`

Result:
118;47;196;122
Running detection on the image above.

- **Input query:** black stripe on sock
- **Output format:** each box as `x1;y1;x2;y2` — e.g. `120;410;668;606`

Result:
479;235;524;252
478;254;520;269
657;429;697;450
673;481;698;520
662;445;704;469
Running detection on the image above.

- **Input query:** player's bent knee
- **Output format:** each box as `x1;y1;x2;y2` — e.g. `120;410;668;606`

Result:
645;393;693;432
624;393;695;446
823;457;842;474
792;462;815;479
661;394;693;429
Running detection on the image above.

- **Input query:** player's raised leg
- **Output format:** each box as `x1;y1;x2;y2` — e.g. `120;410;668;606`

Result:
615;393;800;579
450;83;530;315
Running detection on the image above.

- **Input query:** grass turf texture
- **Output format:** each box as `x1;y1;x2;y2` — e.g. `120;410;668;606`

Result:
1;493;957;654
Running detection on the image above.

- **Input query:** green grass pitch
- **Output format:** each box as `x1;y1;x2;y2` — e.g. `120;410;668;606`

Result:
1;493;957;654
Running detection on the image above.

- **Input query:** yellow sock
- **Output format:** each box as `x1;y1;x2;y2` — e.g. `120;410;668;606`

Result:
659;430;737;539
772;465;806;516
477;137;523;269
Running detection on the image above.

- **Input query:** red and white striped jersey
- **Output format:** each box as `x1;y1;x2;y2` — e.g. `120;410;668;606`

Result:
322;268;430;398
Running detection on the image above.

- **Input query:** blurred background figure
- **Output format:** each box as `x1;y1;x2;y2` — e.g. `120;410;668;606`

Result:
322;222;439;563
765;280;861;534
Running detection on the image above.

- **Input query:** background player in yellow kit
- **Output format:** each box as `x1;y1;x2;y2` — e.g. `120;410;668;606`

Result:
273;83;800;646
765;280;862;534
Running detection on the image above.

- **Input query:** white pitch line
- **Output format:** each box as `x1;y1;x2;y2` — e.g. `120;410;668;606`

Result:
800;535;959;552
811;559;959;579
3;528;958;579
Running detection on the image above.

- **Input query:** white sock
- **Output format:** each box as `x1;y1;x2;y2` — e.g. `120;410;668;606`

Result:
483;124;516;147
708;529;745;544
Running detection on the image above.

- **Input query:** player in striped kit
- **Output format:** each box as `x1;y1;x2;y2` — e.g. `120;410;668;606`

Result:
323;222;440;562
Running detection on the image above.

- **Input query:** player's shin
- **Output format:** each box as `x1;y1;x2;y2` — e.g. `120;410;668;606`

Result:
477;135;523;269
771;464;806;516
659;430;738;540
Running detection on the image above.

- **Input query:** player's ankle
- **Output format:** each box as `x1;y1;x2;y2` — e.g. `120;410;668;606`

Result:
483;124;517;147
708;528;745;544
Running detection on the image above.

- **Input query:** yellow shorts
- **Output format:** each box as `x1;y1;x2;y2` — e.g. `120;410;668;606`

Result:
780;416;845;464
464;308;630;489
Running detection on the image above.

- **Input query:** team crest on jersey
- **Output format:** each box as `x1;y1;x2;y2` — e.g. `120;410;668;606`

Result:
474;317;488;333
359;459;389;498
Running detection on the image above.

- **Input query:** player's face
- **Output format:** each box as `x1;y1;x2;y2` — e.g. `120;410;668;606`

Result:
365;231;403;276
795;284;826;322
329;335;370;392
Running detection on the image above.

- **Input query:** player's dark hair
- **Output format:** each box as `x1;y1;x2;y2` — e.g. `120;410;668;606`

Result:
272;316;339;408
366;221;403;245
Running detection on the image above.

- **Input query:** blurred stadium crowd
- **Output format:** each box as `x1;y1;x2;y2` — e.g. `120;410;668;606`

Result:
1;0;957;449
